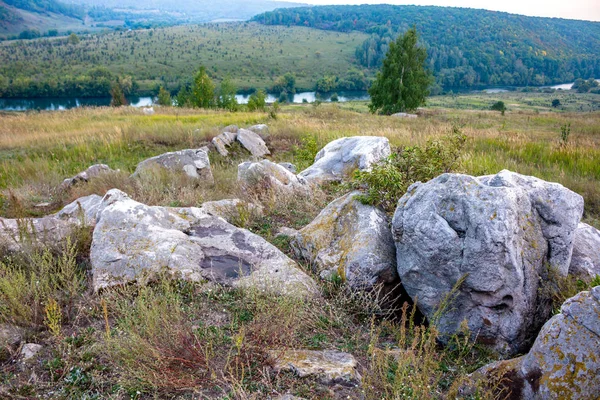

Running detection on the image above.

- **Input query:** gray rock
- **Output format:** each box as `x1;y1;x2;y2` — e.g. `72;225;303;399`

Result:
236;128;270;158
278;162;297;173
391;112;418;118
61;164;114;188
292;192;398;290
20;343;43;361
212;127;239;157
200;198;263;224
55;194;103;226
142;107;154;115
473;286;600;399
298;136;391;184
392;170;584;355
248;124;269;139
238;160;309;195
269;349;361;385
0;324;22;361
276;227;299;239
272;395;306;400
570;223;600;281
0;194;104;251
133;148;213;182
91;189;319;298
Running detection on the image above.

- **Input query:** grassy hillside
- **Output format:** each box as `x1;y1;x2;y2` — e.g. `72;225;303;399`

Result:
254;5;600;89
0;0;87;35
0;102;599;398
0;22;368;96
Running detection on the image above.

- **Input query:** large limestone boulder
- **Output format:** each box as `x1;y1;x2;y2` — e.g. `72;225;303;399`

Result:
473;286;600;399
61;164;115;188
298;136;391;184
392;170;584;354
569;223;600;280
90;189;319;298
238;160;309;195
132;148;213;182
291;192;398;290
236;128;270;158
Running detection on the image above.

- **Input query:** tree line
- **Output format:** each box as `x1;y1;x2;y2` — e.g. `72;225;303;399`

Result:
253;5;600;88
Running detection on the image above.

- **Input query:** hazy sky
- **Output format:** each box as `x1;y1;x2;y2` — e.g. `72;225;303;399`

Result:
280;0;600;22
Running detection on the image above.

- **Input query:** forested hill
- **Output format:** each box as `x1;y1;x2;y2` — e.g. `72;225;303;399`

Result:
253;5;600;88
0;0;85;36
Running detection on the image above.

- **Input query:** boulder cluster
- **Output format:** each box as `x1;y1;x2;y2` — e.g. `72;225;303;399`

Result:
2;126;599;398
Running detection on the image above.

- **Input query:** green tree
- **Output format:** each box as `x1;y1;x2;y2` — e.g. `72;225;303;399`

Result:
191;66;215;109
218;76;238;111
551;99;561;108
273;73;296;94
247;90;267;111
157;86;171;106
110;81;127;107
368;27;432;115
176;85;192;108
67;33;80;45
491;100;506;115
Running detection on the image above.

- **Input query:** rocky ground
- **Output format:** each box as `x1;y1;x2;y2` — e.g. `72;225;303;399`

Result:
1;108;599;399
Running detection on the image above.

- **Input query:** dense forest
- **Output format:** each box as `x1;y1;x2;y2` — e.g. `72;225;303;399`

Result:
253;5;600;88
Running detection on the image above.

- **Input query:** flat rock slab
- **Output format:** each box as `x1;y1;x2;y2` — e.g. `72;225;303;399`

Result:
90;189;319;298
236;128;271;158
473;286;600;399
133;148;213;182
269;349;361;386
392;170;584;355
200;198;263;224
248;124;269;139
292;191;398;290
299;136;391;184
570;222;600;280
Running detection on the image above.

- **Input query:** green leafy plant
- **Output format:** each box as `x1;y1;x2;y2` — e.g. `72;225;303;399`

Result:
353;127;467;213
560;122;571;144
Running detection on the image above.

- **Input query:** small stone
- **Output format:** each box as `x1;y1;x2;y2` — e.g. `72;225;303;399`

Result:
248;124;269;139
278;162;297;173
20;343;43;361
238;160;309;195
0;324;22;361
269;349;361;386
61;164;114;188
133;148;213;183
391;112;418;118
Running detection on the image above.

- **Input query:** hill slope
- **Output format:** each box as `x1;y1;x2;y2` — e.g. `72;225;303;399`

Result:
0;0;86;35
253;5;600;88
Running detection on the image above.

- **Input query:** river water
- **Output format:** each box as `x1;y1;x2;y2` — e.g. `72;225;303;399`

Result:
0;82;594;111
0;91;369;111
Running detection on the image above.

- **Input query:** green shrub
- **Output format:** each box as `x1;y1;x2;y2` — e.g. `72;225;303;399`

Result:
353;127;467;213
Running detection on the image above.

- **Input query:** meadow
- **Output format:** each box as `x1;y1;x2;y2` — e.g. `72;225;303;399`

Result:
0;100;599;398
0;22;369;93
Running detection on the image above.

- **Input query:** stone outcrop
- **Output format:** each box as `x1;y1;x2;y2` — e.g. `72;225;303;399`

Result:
212;125;239;156
392;170;584;354
90;189;319;298
61;164;115;188
291;192;398;290
269;349;361;386
236;128;270;158
0;194;102;252
473;286;600;399
298;136;391;184
132;148;213;182
238;160;309;195
569;223;600;281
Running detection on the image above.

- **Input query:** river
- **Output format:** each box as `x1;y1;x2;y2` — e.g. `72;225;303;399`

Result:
0;82;595;111
0;91;369;111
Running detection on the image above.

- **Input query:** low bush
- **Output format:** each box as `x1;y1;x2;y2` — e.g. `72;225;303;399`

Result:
353;126;467;213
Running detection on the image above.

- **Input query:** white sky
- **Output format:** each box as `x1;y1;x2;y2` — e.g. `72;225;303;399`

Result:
279;0;600;22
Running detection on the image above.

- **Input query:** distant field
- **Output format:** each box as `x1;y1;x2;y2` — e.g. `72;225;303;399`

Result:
0;22;369;91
